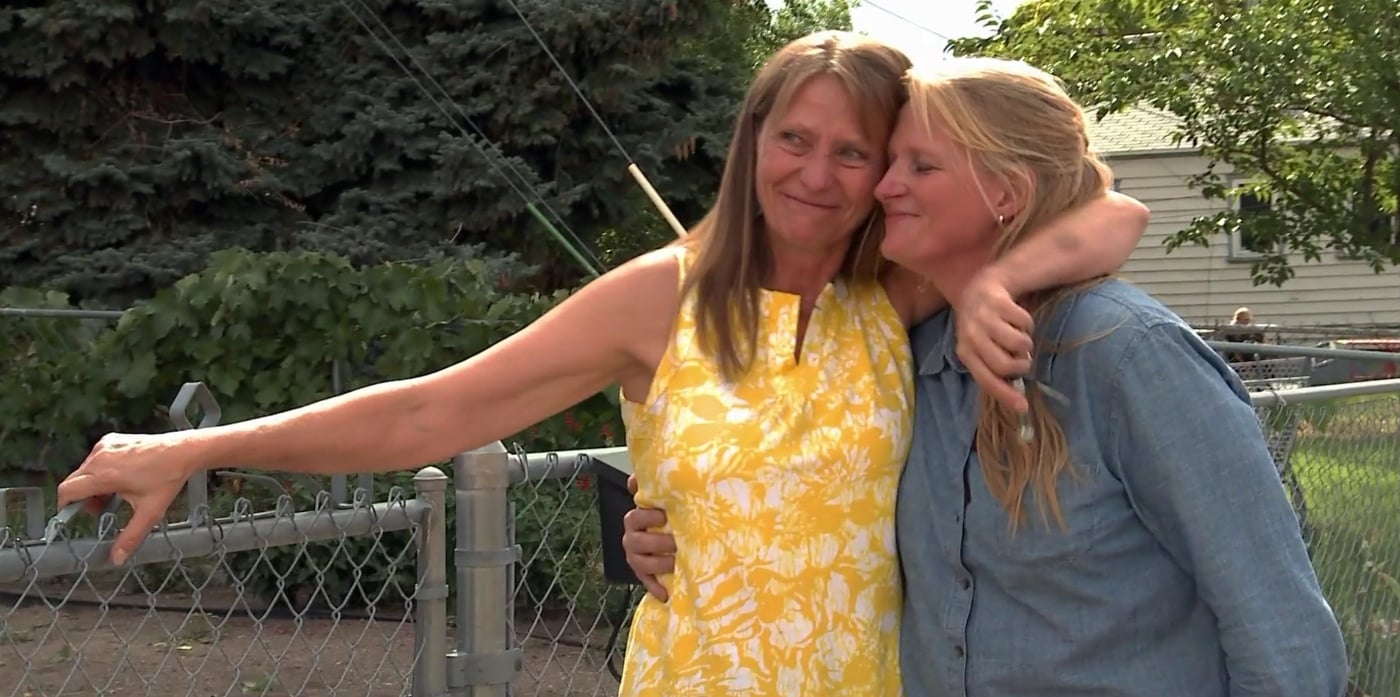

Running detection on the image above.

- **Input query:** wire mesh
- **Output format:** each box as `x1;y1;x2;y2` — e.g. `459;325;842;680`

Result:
507;382;1400;697
1256;389;1400;697
0;483;430;697
507;449;631;697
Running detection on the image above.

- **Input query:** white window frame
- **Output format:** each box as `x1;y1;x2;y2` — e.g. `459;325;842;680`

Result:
1226;178;1282;262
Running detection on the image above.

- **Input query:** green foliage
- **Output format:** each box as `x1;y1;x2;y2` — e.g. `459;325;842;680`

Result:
0;288;113;474
746;0;857;66
0;0;743;305
951;0;1400;285
2;248;623;612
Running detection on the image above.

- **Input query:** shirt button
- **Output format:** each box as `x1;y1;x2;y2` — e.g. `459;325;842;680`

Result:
953;645;965;658
958;577;971;590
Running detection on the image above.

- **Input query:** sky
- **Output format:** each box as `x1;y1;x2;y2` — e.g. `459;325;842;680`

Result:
848;0;1029;66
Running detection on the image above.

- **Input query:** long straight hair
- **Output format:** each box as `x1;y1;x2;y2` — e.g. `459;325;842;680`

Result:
906;58;1115;531
680;31;910;381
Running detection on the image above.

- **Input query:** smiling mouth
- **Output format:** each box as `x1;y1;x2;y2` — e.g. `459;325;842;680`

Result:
781;193;837;210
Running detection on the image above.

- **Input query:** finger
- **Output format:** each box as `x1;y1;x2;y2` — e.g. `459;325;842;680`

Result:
56;472;99;510
626;550;676;577
631;530;678;556
966;355;1028;412
960;335;1028;380
986;321;1033;357
989;298;1034;333
83;496;108;516
982;347;1033;379
623;508;667;533
963;324;1032;376
626;475;638;496
622;530;670;559
111;505;162;566
639;574;669;603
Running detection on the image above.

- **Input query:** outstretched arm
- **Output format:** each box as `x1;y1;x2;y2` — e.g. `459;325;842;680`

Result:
58;249;682;561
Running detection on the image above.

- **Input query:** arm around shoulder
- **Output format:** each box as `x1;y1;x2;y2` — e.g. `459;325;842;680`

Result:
993;190;1148;298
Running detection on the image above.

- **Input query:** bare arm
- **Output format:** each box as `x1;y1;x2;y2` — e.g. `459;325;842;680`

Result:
882;190;1148;411
58;249;681;564
886;190;1150;323
199;251;678;474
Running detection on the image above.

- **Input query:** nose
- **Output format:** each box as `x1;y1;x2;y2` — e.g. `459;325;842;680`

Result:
798;156;835;191
874;167;905;202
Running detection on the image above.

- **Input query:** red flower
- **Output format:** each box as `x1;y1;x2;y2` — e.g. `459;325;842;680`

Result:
575;476;592;491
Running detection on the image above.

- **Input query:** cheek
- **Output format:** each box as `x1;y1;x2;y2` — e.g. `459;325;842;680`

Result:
842;166;883;205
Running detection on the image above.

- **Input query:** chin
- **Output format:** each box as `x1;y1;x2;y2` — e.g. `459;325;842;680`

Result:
774;224;850;249
878;233;918;267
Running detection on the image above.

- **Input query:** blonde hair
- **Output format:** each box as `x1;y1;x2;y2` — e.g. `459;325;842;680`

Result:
906;57;1114;531
680;31;911;381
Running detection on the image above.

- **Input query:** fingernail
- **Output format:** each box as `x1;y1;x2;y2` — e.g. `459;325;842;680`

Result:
112;549;128;566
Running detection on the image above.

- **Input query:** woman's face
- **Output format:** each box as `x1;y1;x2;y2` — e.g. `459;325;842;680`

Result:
874;104;1009;271
754;75;887;255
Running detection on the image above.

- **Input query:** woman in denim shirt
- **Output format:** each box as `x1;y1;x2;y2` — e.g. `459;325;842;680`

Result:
625;57;1349;696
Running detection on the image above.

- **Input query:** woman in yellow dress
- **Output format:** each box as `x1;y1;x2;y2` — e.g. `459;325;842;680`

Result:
57;31;1149;697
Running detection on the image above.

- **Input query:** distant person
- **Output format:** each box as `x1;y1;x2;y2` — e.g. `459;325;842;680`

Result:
1225;306;1265;362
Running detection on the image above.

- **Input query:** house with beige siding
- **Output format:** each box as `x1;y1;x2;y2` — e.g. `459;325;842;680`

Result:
1087;106;1400;327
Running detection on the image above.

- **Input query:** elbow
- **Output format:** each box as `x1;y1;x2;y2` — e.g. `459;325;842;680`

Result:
1117;192;1151;241
1228;608;1350;696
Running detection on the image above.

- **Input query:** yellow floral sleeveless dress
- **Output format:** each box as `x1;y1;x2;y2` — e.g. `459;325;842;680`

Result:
617;250;915;696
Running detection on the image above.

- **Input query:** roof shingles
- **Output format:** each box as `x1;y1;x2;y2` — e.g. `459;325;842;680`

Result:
1086;105;1192;156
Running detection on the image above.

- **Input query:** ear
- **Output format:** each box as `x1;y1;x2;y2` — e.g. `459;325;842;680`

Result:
992;168;1035;222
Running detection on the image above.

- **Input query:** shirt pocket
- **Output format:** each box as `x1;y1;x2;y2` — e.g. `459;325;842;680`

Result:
964;454;1107;581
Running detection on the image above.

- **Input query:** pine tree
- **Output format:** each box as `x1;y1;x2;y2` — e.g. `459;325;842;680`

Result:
0;0;748;303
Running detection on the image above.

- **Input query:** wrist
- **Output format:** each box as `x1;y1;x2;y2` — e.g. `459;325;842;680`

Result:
181;428;229;476
974;263;1024;300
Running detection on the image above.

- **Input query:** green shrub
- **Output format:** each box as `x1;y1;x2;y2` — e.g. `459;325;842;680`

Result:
1;247;622;614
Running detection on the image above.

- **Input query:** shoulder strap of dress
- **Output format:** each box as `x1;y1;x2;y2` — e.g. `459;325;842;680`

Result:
670;243;692;294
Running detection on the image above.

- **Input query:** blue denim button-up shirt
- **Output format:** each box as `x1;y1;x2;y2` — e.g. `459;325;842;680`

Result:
897;279;1348;697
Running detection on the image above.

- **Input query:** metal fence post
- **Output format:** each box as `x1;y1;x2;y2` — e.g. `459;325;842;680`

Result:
448;442;522;696
412;466;450;697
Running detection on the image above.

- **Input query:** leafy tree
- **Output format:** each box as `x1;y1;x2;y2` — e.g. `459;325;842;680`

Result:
950;0;1400;285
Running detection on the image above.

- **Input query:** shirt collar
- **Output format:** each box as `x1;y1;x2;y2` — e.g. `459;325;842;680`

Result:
911;293;1085;381
912;310;966;376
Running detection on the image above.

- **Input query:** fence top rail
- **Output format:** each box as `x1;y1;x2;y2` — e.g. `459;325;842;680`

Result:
514;446;631;484
1208;340;1400;363
1249;377;1400;407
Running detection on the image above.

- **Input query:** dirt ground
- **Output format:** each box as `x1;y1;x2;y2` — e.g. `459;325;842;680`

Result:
0;583;624;697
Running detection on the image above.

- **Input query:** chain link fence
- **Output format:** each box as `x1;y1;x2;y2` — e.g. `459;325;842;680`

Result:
504;450;634;696
1253;379;1400;697
502;376;1400;697
1202;322;1400;386
3;367;1399;696
0;383;450;697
